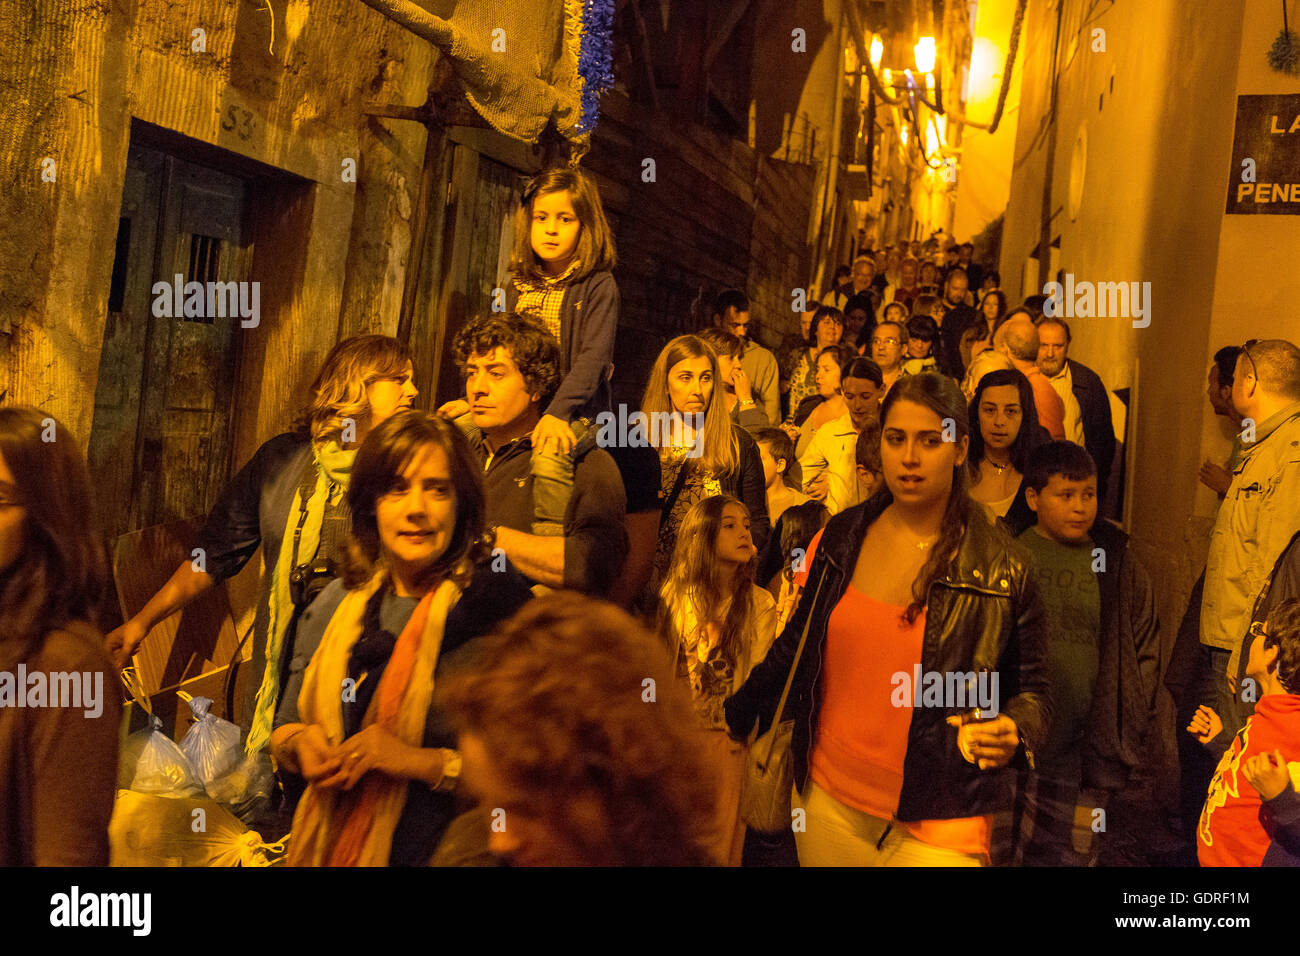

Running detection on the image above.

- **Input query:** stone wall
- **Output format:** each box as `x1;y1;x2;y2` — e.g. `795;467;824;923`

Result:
0;0;441;466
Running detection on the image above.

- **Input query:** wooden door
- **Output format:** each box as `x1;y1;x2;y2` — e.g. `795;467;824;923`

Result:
90;146;252;538
428;147;523;407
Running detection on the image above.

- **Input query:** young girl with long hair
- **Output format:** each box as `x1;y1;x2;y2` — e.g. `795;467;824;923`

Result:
770;499;831;632
442;166;619;538
0;407;120;864
640;335;770;605
270;411;534;866
726;372;1050;866
967;368;1048;522
659;495;778;865
107;335;419;756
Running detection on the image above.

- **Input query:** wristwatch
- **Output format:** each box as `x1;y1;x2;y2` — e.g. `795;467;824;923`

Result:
434;748;462;792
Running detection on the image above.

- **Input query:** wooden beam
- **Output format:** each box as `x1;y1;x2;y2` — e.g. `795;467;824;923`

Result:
629;0;660;111
701;0;753;74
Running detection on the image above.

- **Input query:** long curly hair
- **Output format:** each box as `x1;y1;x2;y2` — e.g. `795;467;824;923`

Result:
342;411;489;591
658;494;756;675
437;593;716;866
0;407;109;662
294;335;413;444
879;373;973;624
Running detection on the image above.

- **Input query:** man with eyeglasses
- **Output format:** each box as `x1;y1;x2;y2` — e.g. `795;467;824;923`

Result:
1198;338;1300;761
711;288;780;427
869;320;909;396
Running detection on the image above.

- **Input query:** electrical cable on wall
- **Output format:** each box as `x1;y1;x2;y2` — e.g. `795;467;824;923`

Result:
857;0;1028;135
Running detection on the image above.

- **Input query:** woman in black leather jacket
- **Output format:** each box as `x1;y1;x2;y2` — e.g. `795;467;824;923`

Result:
725;372;1051;866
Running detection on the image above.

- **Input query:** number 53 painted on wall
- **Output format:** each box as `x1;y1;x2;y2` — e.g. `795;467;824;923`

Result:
220;104;255;140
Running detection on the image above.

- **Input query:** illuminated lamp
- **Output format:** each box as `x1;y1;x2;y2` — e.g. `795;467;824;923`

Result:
914;36;936;74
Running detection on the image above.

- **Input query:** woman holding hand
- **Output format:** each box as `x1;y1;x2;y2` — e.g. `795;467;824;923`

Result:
271;411;532;866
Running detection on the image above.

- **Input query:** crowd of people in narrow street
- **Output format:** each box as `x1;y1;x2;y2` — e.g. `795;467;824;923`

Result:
4;166;1299;868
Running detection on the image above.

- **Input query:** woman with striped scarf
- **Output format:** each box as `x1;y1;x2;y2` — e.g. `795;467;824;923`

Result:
271;411;532;866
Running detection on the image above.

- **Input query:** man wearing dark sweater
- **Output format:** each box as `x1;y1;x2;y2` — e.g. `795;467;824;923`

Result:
454;315;628;597
1035;316;1117;498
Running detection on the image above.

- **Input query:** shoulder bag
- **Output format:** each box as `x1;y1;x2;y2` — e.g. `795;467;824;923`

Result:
740;562;828;833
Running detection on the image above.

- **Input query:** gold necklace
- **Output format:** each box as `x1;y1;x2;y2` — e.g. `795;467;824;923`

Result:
890;510;940;551
984;457;1011;477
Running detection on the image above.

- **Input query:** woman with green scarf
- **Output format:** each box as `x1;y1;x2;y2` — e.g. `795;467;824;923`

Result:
106;335;418;756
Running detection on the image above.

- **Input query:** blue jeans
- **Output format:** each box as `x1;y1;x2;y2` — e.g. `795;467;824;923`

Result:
529;418;594;535
1192;645;1249;760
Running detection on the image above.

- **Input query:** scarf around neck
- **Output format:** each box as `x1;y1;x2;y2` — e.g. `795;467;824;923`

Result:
287;571;463;866
245;440;355;755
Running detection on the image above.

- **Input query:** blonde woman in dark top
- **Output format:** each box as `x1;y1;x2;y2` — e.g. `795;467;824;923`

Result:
640;335;770;607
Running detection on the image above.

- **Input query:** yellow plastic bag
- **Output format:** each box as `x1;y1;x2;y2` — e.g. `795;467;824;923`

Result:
109;790;287;867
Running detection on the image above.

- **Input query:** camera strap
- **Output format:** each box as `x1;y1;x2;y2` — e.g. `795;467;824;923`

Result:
290;454;351;575
289;463;315;574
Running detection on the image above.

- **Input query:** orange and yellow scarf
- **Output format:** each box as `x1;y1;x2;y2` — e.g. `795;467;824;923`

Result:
286;572;461;867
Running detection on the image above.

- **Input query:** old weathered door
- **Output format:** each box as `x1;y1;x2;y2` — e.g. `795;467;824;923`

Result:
90;145;252;538
425;146;523;408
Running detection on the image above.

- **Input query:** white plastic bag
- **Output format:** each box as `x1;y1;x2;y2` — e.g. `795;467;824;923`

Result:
207;751;275;824
179;695;242;787
119;715;203;796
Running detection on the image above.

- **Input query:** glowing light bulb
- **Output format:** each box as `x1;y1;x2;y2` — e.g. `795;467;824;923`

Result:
883;67;893;85
870;35;883;69
914;36;937;74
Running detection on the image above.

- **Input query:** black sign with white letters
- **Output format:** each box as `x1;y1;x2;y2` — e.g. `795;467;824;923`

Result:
1226;94;1300;215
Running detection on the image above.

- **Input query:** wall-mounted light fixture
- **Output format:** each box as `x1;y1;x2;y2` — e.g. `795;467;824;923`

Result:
914;36;936;74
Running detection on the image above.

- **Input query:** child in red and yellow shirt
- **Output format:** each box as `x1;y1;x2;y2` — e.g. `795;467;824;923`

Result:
1190;598;1300;866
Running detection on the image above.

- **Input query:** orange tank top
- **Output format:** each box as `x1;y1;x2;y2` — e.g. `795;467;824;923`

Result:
810;583;990;859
